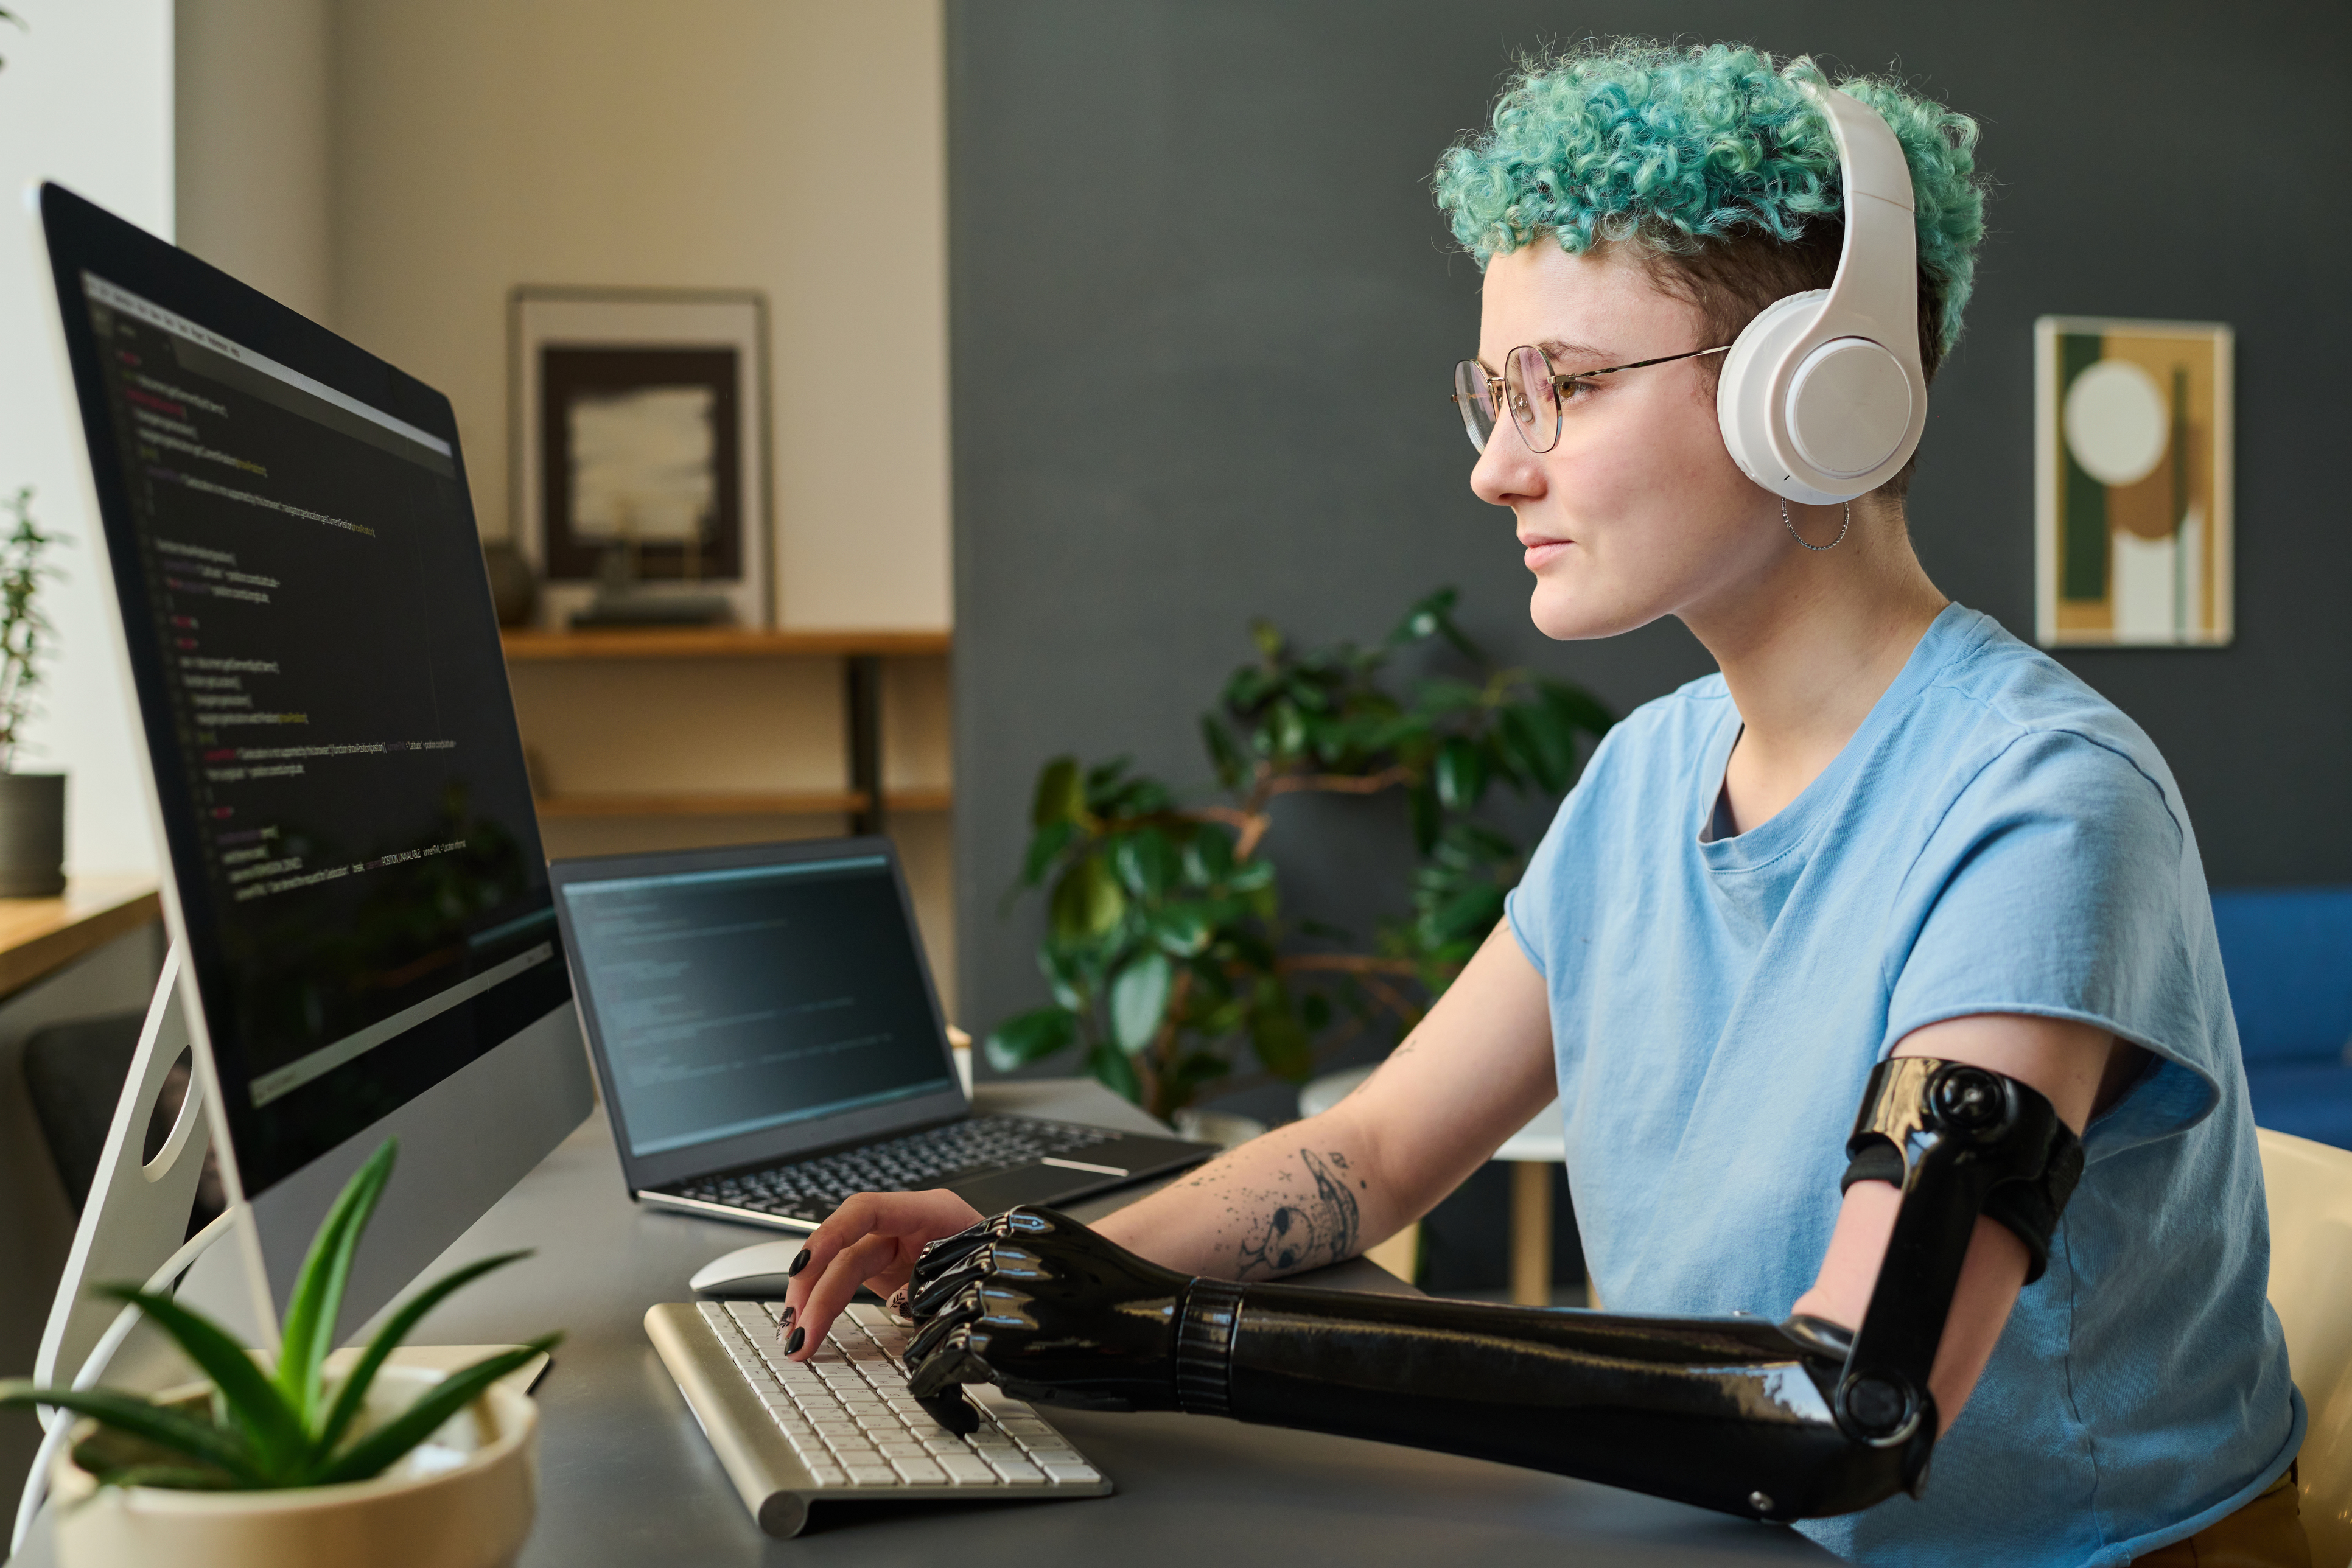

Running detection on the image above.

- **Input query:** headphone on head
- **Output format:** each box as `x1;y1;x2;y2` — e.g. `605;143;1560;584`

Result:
1715;83;1928;505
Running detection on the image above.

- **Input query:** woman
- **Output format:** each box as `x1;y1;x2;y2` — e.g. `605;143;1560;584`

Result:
780;42;2304;1566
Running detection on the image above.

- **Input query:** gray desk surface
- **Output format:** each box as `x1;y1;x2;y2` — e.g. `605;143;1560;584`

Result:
14;1079;1827;1566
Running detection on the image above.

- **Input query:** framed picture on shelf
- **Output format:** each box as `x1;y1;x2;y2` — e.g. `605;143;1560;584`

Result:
510;287;772;628
2034;315;2233;648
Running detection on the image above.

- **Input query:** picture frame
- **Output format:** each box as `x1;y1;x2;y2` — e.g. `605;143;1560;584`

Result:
510;287;772;628
2034;315;2233;648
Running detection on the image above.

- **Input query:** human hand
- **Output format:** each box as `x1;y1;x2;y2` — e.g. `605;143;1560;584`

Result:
901;1206;1193;1411
779;1189;984;1359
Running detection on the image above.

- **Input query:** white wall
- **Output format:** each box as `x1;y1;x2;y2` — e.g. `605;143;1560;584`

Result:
0;0;175;877
175;0;332;324
330;0;953;631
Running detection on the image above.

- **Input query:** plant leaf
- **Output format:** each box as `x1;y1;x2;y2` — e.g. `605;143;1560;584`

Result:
94;1289;306;1480
1433;736;1488;813
0;1382;265;1485
1248;990;1313;1082
984;1007;1077;1071
1200;713;1246;790
1016;817;1078;889
1539;680;1614;742
1048;853;1126;942
312;1250;534;1462
1084;1041;1143;1104
1030;756;1084;828
1109;951;1174;1055
276;1139;397;1431
1182;827;1234;886
1407;781;1440;856
1147;901;1214;957
310;1337;558;1486
1111;828;1178;900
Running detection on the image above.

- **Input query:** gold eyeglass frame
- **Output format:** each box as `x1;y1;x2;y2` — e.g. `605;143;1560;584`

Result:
1452;343;1732;454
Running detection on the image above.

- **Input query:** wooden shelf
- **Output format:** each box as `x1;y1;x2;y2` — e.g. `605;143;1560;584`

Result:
534;789;950;819
502;627;950;660
0;876;162;1002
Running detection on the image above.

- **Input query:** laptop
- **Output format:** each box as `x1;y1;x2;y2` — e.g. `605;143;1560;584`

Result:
548;836;1219;1230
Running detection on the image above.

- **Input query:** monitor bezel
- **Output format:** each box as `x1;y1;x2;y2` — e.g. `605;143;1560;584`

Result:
548;834;969;1194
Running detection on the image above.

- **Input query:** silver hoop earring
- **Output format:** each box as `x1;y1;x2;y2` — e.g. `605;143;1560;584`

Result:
1783;497;1850;551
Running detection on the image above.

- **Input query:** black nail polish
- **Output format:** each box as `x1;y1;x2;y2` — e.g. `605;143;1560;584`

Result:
784;1325;805;1354
779;1304;796;1328
786;1248;811;1277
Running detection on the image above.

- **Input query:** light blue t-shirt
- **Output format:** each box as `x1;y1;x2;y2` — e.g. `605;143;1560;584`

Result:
1506;604;2301;1567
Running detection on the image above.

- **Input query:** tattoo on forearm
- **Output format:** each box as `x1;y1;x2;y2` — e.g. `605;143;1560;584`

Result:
1229;1149;1362;1278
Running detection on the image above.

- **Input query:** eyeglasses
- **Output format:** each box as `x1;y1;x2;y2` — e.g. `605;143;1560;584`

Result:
1451;343;1732;455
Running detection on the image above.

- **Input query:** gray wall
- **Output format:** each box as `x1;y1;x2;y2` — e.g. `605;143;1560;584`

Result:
949;0;2352;1100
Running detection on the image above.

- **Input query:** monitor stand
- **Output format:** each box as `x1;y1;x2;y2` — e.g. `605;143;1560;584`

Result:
12;945;544;1556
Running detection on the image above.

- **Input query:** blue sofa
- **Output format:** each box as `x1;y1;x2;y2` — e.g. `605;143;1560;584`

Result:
2211;886;2352;1149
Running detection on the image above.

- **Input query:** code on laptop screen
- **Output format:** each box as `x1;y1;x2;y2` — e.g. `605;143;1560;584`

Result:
557;855;954;1157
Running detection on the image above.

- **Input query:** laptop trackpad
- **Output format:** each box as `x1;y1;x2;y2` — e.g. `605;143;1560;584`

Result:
947;1163;1109;1216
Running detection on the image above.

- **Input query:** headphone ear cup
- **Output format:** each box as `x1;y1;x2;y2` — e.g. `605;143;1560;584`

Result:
1716;291;1829;499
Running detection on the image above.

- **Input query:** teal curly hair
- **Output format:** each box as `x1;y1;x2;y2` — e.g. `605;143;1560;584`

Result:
1434;42;1986;358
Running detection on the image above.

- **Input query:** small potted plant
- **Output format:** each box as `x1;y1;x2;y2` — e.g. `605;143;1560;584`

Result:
0;486;66;896
2;1140;560;1568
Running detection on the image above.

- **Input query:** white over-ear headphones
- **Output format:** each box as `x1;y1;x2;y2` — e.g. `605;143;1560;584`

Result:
1716;83;1927;505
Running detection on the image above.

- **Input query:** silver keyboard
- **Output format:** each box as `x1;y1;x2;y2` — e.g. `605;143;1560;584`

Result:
645;1298;1111;1537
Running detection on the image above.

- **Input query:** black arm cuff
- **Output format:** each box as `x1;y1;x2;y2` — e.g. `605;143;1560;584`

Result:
1839;1101;2085;1284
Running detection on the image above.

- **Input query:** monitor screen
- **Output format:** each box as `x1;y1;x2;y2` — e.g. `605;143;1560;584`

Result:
556;852;955;1160
57;252;567;1195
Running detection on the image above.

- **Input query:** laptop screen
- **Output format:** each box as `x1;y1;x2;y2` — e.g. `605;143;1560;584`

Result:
556;850;956;1158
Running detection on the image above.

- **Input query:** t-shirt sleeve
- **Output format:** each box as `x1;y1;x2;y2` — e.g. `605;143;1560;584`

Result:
1505;792;1573;979
1881;729;2224;1160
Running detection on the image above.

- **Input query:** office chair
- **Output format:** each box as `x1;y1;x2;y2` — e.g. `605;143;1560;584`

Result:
2258;1126;2352;1568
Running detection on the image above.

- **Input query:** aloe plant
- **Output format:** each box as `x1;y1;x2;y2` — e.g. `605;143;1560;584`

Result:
0;1140;558;1491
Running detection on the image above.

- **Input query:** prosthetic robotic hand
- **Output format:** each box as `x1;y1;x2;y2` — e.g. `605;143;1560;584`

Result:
903;1058;2083;1522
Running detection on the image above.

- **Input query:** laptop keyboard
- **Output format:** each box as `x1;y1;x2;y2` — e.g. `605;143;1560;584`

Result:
701;1300;1103;1490
668;1115;1119;1223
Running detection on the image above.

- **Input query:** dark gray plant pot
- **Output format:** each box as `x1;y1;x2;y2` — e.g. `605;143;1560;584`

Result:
481;541;539;629
0;772;67;896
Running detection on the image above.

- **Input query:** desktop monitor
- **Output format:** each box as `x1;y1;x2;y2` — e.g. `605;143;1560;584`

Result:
33;182;595;1342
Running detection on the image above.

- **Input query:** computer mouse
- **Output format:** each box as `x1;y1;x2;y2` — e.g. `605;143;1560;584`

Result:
690;1239;811;1297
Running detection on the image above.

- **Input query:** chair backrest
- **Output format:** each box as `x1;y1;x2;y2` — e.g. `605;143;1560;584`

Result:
2258;1127;2352;1567
2213;887;2352;1063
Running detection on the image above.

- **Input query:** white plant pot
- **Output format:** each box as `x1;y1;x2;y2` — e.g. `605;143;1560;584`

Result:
47;1366;537;1568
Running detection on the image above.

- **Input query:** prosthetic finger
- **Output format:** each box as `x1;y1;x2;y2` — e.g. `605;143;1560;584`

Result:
905;1324;993;1398
908;1247;998;1318
911;1223;992;1279
905;1283;985;1365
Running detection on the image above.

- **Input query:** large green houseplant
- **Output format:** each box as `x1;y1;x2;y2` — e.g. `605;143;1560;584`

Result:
3;1140;558;1567
989;589;1610;1120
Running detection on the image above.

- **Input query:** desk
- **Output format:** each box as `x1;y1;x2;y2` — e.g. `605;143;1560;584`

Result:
11;1079;1825;1567
0;878;158;1003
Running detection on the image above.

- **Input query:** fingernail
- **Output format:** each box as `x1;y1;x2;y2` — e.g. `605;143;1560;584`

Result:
786;1248;811;1277
784;1325;805;1354
779;1304;796;1328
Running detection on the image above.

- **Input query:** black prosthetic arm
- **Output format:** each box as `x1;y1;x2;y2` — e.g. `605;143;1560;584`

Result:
903;1059;2081;1523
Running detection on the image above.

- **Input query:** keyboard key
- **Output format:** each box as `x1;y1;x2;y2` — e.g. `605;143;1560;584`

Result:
990;1460;1045;1483
940;1455;998;1485
892;1457;948;1484
1042;1462;1102;1485
807;1466;847;1486
1024;1447;1082;1466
